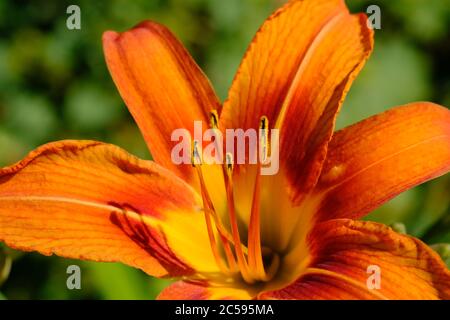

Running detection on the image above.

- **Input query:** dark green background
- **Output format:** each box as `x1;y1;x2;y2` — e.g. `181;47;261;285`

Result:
0;0;449;299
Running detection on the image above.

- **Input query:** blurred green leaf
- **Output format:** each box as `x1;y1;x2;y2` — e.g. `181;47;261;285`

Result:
390;0;450;42
3;93;58;144
84;262;170;300
430;244;450;268
64;82;123;132
0;129;29;166
364;187;419;226
0;247;12;287
390;222;407;235
338;38;431;129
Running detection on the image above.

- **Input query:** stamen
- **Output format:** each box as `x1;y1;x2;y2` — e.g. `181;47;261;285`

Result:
247;164;279;282
199;183;230;274
259;116;269;164
247;116;278;281
196;165;238;272
224;152;254;284
194;112;279;283
248;164;264;277
192;142;236;273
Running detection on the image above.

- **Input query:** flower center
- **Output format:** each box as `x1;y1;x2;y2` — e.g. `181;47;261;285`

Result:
192;112;280;284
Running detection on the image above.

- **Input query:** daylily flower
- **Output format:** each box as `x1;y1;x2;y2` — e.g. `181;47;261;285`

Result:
1;0;450;300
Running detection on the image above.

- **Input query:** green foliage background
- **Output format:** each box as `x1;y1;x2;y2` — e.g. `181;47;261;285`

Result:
0;0;449;299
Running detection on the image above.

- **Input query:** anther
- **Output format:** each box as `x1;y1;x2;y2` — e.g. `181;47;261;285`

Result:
210;110;219;129
226;153;234;175
260;116;268;130
259;116;269;164
191;140;202;167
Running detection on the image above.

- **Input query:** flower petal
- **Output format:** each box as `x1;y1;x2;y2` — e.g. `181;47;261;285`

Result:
260;219;450;300
314;102;450;221
220;0;373;200
103;21;221;183
157;281;254;300
0;141;219;277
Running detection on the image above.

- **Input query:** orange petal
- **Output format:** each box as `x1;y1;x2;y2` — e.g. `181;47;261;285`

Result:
260;219;450;300
103;21;220;183
0;141;219;277
220;0;373;200
157;281;254;300
314;102;450;221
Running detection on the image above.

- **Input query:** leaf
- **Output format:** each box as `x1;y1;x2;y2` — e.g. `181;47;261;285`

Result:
338;38;431;129
0;247;12;287
430;244;450;268
390;222;407;235
85;262;170;300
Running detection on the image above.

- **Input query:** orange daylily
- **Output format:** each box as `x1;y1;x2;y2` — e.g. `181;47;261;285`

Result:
1;0;450;300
